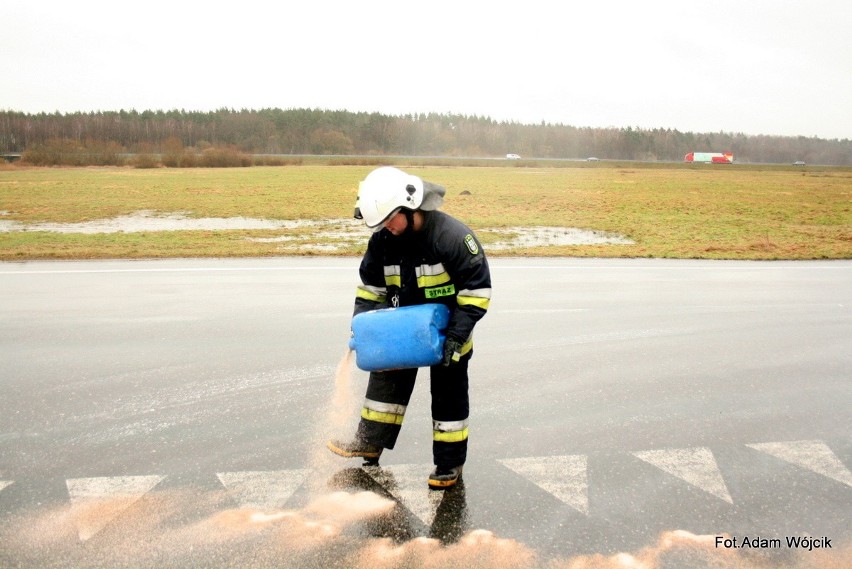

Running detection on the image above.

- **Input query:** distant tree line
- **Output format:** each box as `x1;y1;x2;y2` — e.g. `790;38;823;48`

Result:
1;108;849;166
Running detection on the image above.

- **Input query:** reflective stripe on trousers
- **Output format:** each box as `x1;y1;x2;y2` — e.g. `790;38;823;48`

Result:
356;353;471;468
433;419;469;443
361;399;407;426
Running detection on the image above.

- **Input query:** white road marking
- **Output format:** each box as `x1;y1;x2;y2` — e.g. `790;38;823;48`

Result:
0;266;354;275
365;463;443;526
65;475;165;541
498;455;589;515
6;439;848;533
216;469;311;510
497;308;590;314
632;447;733;504
3;261;848;276
746;440;852;487
491;264;851;271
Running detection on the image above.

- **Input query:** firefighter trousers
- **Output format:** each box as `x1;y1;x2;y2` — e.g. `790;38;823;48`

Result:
356;353;471;469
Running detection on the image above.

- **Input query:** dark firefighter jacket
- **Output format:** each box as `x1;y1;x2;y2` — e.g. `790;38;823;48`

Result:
354;210;492;354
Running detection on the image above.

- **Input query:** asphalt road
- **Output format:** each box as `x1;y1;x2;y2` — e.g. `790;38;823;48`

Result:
1;257;850;568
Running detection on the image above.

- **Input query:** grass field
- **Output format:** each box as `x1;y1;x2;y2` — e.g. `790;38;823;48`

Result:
1;162;850;260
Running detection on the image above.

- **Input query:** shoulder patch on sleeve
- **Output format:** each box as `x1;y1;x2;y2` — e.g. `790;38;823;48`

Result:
464;233;479;255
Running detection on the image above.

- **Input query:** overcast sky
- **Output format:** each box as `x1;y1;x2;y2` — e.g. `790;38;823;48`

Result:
3;1;850;139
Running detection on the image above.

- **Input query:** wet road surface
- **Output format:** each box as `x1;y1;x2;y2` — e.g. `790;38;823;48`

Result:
1;257;850;567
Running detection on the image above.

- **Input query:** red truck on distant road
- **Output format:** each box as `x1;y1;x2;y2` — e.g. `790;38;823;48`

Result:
684;152;734;164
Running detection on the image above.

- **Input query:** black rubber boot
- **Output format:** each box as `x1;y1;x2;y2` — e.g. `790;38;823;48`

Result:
327;438;383;465
428;465;463;489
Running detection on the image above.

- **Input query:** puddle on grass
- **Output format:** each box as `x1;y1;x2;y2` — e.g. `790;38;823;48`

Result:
0;210;359;235
0;211;634;250
482;226;634;249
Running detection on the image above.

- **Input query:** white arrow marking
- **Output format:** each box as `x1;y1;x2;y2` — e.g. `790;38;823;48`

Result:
0;480;13;493
66;475;165;541
216;469;311;510
365;463;443;526
747;440;852;487
498;455;589;515
632;447;733;504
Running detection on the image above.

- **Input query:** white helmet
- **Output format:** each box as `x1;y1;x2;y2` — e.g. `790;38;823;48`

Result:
354;166;445;230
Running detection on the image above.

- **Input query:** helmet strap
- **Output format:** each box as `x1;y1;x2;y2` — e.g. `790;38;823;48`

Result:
403;209;416;236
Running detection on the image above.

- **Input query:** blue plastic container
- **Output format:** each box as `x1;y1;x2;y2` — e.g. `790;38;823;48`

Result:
349;304;451;371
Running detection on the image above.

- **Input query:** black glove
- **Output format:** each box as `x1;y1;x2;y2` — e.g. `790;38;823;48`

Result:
442;336;464;366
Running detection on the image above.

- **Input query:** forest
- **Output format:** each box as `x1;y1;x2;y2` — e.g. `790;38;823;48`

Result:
1;108;849;166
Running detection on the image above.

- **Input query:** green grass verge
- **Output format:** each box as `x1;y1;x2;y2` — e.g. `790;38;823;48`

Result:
1;163;850;260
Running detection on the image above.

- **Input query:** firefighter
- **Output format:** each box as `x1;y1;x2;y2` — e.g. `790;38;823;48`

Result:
328;166;492;489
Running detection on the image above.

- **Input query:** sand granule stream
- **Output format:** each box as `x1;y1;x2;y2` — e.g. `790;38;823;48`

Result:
0;349;848;567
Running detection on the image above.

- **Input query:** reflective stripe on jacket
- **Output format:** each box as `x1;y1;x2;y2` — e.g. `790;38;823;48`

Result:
354;210;491;346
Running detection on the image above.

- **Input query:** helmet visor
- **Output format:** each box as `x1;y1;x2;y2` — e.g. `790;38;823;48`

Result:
368;207;402;232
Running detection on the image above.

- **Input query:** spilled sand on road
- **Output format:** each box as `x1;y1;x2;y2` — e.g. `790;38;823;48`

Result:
0;351;846;567
3;499;848;569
